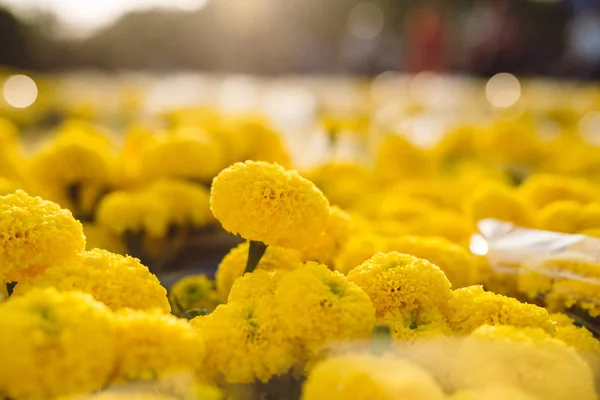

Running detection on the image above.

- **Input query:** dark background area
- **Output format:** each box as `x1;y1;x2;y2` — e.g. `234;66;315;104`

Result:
1;0;599;79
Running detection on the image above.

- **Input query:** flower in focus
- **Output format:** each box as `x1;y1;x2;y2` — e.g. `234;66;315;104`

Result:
210;161;330;249
301;206;352;266
302;354;445;400
464;182;535;228
0;190;86;283
347;252;452;317
0;288;116;399
14;249;170;312
518;174;599;209
453;325;596;400
216;241;302;302
444;285;555;335
113;309;203;382
140;129;224;182
169;274;219;316
537;201;600;234
190;301;297;384
274;262;375;354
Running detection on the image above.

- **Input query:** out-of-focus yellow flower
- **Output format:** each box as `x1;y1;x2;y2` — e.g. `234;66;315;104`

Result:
385;236;478;288
116;125;159;188
302;206;352;266
477;119;546;166
210;161;330;249
0;288;116;400
464;182;535;227
453;325;596;400
216;241;302;302
0;190;86;283
347;252;452;317
205;118;252;166
375;134;435;182
334;233;386;275
169;274;219;316
13;249;170;312
518;174;599;209
241;118;292;168
113;309;203;382
551;313;600;372
304;163;373;209
537;201;600;233
140;129;224;182
302;354;445;400
0;177;20;195
0;116;19;151
274;262;375;353
191;301;297;384
381;307;450;341
0;283;7;301
518;257;600;317
450;385;540;400
444;285;555;335
433;124;479;162
82;222;126;254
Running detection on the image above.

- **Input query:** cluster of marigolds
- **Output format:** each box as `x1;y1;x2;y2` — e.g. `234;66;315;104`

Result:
3;90;600;400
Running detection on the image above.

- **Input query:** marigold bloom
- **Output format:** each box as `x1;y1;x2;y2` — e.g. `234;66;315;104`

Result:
518;174;599;209
347;252;452;317
140;129;224;181
274;262;375;353
444;286;555;334
381;308;451;341
302;354;445;400
0;288;116;399
242;119;292;168
0;190;86;282
145;179;213;227
334;233;386;274
216;241;302;302
113;309;203;382
169;274;219;316
537;201;600;233
375;134;435;182
14;249;170;312
451;385;540;400
191;301;297;383
305;163;373;209
302;206;352;266
464;183;535;228
210;161;330;249
454;325;596;400
227;269;287;307
0;177;20;195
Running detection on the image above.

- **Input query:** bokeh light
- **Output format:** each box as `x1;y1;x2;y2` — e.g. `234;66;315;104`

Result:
347;2;384;40
469;234;489;256
3;74;38;108
485;73;521;108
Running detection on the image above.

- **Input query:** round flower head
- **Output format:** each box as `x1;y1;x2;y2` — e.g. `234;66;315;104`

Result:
0;288;116;399
0;190;86;283
305;162;373;209
140;129;224;182
347;252;452;317
241;118;292;167
302;206;352;266
302;354;444;400
228;269;287;307
385;235;478;288
375;134;435;182
537;201;600;234
274;262;375;353
464;183;535;228
169;274;219;316
444;285;555;335
210;161;330;249
113;309;203;382
216;241;303;302
518;174;599;209
13;249;170;312
334;233;386;275
454;325;596;400
190;301;297;384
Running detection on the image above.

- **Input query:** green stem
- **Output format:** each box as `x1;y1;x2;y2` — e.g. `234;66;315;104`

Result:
371;323;393;356
245;241;268;274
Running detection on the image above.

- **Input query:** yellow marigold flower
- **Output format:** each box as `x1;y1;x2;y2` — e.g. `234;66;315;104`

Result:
274;262;375;353
145;179;213;228
96;190;171;238
464;182;535;227
302;354;445;400
0;116;19;151
205;118;253;166
454;325;596;400
304;162;373;209
210;161;330;249
113;309;203;382
537;201;600;233
82;222;126;254
518;174;599;209
242;119;292;168
116;125;158;187
191;301;297;384
0;190;86;283
140;129;224;182
14;249;170;312
450;385;540;400
553;319;600;373
0;288;116;400
0;177;20;195
227;269;287;307
216;241;302;302
347;252;452;317
334;233;386;275
375;134;435;182
477;119;545;165
518;258;600;317
169;274;219;316
381;307;451;341
302;206;352;266
385;235;478;288
444;286;555;335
